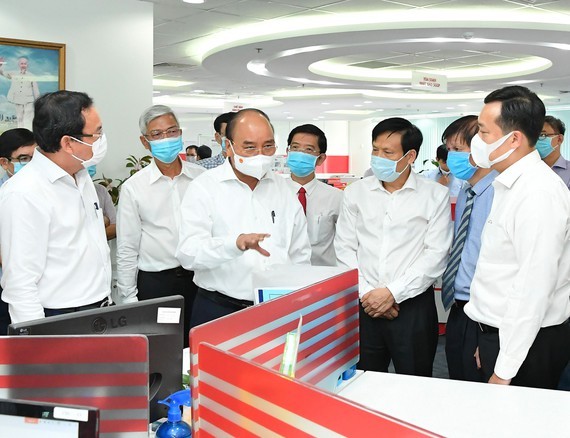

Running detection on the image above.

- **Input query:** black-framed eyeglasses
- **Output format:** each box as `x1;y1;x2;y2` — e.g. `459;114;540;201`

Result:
145;127;181;141
538;133;559;140
3;154;33;164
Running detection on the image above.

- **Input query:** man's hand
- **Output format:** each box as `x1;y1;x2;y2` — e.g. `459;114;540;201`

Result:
236;233;271;257
474;347;481;370
103;215;111;227
489;373;511;385
377;303;400;320
361;287;395;318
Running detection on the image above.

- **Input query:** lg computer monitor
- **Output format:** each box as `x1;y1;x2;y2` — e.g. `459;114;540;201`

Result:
0;398;99;438
8;295;184;422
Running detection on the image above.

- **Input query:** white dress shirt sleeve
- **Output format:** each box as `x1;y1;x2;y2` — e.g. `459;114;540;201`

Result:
334;189;360;271
494;190;566;379
0;192;49;322
116;184;142;303
176;181;244;271
386;190;453;303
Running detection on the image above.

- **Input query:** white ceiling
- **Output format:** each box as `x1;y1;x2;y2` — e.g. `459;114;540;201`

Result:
145;0;570;122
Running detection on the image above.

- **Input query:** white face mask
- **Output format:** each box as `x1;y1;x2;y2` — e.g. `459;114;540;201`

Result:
70;134;108;169
470;132;514;169
230;144;274;180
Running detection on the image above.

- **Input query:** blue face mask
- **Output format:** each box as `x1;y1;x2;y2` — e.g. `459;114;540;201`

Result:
287;151;318;177
221;137;227;153
87;165;97;178
13;162;27;174
535;137;556;159
370;151;410;182
149;136;183;164
447;151;477;181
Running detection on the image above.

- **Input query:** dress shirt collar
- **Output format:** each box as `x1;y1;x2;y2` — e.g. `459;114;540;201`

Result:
33;148;74;184
494;150;540;189
289;176;318;195
148;158;192;184
469;170;498;196
364;168;418;194
553;154;569;170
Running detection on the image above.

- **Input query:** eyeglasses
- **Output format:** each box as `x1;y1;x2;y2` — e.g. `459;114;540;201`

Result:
288;144;319;155
69;132;104;141
539;132;559;140
4;154;33;164
230;141;276;157
145;127;181;141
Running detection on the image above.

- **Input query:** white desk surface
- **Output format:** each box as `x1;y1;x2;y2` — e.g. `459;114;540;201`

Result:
338;371;570;437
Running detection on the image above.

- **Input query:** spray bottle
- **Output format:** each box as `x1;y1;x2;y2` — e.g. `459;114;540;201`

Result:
156;389;192;438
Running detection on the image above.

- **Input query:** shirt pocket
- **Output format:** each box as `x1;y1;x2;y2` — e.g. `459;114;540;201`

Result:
307;213;337;245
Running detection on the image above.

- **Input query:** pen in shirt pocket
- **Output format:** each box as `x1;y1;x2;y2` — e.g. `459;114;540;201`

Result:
271;210;276;224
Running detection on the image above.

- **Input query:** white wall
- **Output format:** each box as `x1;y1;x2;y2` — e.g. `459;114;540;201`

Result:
0;0;153;180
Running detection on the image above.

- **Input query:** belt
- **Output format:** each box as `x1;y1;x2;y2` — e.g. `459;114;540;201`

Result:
454;299;468;309
44;296;111;313
197;288;253;310
141;266;194;278
478;322;499;334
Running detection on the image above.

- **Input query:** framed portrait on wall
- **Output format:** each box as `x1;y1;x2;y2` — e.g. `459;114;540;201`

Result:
0;37;65;132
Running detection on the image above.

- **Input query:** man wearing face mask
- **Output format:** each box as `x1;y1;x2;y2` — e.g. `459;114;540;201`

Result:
440;115;497;382
185;145;198;163
536;115;570;189
0;90;111;323
335;117;453;376
176;108;311;327
195;112;235;170
285;124;342;266
87;165;116;241
464;86;570;389
116;105;204;344
0;128;36;333
422;144;463;197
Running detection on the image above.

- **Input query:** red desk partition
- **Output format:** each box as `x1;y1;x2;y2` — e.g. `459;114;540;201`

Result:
0;335;149;437
190;269;359;430
198;343;439;437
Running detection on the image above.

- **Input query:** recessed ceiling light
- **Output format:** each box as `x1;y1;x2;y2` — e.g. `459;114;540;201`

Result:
446;107;454;110
153;79;194;87
318;116;325;119
193;89;205;93
286;116;294;119
321;102;331;105
457;104;468;107
364;101;373;104
354;104;363;107
182;0;204;3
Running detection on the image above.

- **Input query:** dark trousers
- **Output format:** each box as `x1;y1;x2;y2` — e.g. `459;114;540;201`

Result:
43;297;110;317
0;286;10;335
445;302;485;382
189;288;253;329
137;267;197;348
478;319;570;389
358;287;438;377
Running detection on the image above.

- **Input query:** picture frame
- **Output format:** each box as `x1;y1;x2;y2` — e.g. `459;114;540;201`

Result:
0;37;65;132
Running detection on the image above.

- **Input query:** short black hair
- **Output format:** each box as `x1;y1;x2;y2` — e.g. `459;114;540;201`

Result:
371;117;423;154
33;90;94;153
436;144;448;162
185;145;198;154
442;115;479;147
225;108;272;142
0;128;35;158
197;145;212;159
544;115;566;136
483;86;545;146
287;124;327;154
213;112;235;135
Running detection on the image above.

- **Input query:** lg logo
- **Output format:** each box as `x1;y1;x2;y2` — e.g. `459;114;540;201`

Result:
91;316;127;333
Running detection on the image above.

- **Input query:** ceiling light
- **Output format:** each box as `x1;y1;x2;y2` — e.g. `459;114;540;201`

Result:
321;102;331;105
182;0;204;3
193;89;205;93
326;110;375;115
286;116;294;119
364;101;373;104
153;79;194;88
354;104;363;107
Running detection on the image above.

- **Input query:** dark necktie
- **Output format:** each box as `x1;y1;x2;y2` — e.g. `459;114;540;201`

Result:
441;187;476;310
298;187;307;215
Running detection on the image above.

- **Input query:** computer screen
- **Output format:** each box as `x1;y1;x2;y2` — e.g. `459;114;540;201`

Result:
0;398;99;438
8;295;184;422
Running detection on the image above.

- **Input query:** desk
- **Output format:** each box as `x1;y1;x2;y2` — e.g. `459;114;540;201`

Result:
339;371;570;437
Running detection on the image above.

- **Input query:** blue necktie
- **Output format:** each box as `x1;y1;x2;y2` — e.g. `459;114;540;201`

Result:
441;187;476;310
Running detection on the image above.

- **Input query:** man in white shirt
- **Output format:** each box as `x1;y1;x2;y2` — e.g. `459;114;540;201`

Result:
195;112;235;170
0;90;111;323
176;108;312;327
285;124;342;266
0;128;37;333
465;85;570;389
116;105;205;345
335;117;453;376
422;144;463;197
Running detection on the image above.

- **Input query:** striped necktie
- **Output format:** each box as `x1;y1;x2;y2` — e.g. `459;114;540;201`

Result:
441;187;476;310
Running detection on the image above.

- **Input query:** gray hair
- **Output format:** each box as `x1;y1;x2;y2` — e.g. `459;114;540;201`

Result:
138;104;179;134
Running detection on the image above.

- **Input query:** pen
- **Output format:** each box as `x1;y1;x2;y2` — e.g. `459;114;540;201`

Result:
94;202;99;210
271;210;275;223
